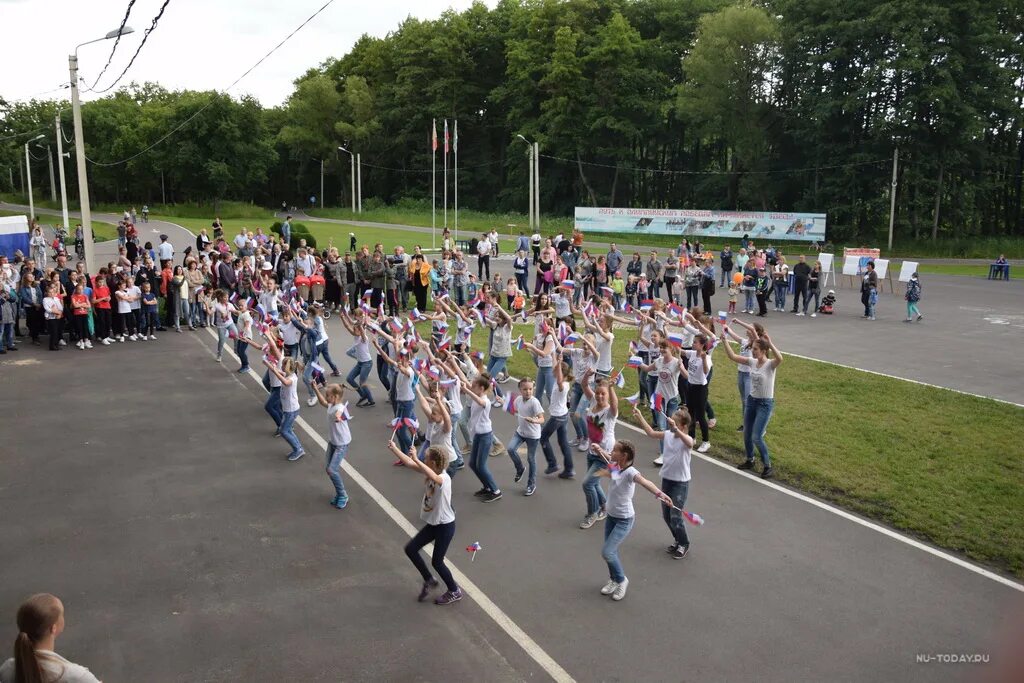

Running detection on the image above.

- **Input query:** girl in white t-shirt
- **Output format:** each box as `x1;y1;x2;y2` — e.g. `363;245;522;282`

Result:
235;300;254;373
632;405;695;559
312;383;352;509
540;358;575;478
505;378;546;496
720;333;783;479
338;309;376;407
578;370;619;529
449;360;503;503
387;441;463;606
414;379;461;475
265;356;305;462
592;439;673;601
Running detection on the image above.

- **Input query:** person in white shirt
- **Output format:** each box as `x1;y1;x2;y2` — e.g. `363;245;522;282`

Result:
632;405;695;559
388;441;464;606
0;593;101;683
720;331;783;479
488;229;499;257
540;357;575;478
591;440;673;601
476;234;491;280
312;383;353;509
157;234;174;266
505;378;546;496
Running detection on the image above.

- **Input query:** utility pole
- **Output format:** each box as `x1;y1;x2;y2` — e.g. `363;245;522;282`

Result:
534;141;540;231
357;153;362;213
19;155;24;194
527;144;534;230
55;112;70;232
320;158;325;211
69;53;96;273
887;147;899;252
46;145;56;203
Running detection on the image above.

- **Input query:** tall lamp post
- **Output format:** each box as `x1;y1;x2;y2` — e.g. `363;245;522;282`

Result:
55;112;71;232
24;134;45;222
516;134;539;231
70;26;135;273
337;146;357;213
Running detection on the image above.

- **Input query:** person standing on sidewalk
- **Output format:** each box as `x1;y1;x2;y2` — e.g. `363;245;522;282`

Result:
904;272;923;322
477;233;491;280
719;245;734;288
861;261;878;320
632;405;694;559
720;332;783;479
791;255;811;315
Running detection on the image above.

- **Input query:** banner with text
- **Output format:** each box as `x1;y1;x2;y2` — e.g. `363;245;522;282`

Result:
574;207;826;242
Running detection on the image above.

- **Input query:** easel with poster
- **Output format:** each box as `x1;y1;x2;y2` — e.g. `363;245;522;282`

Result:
873;258;895;293
841;247;882;289
818;253;835;290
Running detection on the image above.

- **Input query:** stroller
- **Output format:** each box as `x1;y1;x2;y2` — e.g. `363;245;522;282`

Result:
819;290;836;314
310;273;329;319
51;226;68;260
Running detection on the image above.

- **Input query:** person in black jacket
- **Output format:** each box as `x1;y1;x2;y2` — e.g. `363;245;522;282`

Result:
755;267;771;317
719;246;733;288
791;255;812;314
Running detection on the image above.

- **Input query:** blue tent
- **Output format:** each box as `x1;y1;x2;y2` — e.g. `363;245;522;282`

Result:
0;215;30;259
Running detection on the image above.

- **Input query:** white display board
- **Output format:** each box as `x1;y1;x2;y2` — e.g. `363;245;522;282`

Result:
899;260;919;283
874;258;890;279
841;254;860;276
818;253;834;273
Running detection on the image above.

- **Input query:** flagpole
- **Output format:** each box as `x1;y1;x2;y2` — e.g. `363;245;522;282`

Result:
443;119;449;232
432;119;436;250
454;119;459;246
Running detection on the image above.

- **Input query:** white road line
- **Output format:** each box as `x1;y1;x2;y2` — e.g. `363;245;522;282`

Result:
159;212;1021;593
198;328;575;683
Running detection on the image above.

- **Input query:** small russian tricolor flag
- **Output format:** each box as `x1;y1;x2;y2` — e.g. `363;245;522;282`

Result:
668;303;684;317
563;332;579;345
502;393;518;415
601;286;614;297
626;356;644;368
515;335;525;350
338;402;352;422
718;310;728;324
470;350;484;360
437;335;451;351
613;372;626;388
561;279;575;290
625;392;641;405
666;333;684;347
639;299;654;311
650;393;664;413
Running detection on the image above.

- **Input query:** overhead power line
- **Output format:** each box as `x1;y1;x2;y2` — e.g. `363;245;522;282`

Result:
539;153;891;176
0;126;48;142
86;0;337;167
89;0;138;90
90;0;172;95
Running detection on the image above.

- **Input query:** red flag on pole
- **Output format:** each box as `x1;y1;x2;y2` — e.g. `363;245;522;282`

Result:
432;119;438;152
444;119;449;155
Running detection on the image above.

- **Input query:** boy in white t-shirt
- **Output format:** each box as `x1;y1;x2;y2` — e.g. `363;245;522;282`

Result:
506;378;545;496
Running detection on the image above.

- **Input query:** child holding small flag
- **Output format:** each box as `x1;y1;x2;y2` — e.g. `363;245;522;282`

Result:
449;361;503;503
639;340;684;465
592;439;674;600
372;336;418;455
414;379;462;475
387;441;463;605
505;378;546;496
235;299;253;373
337;309;376;407
579;369;619;530
265;356;305;462
312;383;353;509
207;289;238;362
632;405;694;559
681;335;713;453
540;358;575;479
521;325;557;407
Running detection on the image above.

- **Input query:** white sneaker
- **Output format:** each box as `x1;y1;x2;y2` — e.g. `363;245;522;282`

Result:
307;396;318;407
697;441;711;453
117;336;125;343
149;335;157;340
576;440;590;452
129;334;138;341
84;340;93;348
579;513;598;530
101;338;111;346
59;339;67;346
491;398;502;408
105;337;114;343
611;577;629;601
568;437;578;446
76;341;84;349
796;312;805;316
600;580;618;595
653;455;664;466
811;312;817;317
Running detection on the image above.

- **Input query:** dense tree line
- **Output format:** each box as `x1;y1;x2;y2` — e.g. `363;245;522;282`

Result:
2;0;1022;242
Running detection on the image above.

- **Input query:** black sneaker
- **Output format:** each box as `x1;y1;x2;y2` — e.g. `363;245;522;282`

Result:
672;545;690;560
761;466;775;479
666;544;678;554
473;488;490;498
736;424;744;432
418;578;439;602
524;485;536;496
557;470;575;479
513;468;524;483
481;490;503;503
737;460;755;470
544;465;559;475
435;588;463;605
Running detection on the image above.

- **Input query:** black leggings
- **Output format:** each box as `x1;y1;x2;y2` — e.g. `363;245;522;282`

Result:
95;308;111;339
73;315;89;341
120;311;137;335
686;383;709;442
404;521;458;592
46;318;63;349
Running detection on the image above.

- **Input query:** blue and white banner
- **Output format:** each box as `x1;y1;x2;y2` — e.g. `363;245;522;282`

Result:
0;215;30;259
574;207;826;242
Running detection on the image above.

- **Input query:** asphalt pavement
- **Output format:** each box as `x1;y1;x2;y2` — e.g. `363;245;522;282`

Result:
1;303;1020;682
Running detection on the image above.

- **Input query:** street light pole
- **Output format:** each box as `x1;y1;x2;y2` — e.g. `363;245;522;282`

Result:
357;153;362;213
516;134;534;230
46;145;56;203
24;134;44;222
69;26;134;274
55;112;70;232
534;141;540;231
320;158;324;211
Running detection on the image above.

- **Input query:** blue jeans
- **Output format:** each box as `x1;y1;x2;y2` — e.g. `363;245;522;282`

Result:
326;443;349;503
265;386;283;428
470;432;498;492
346;359;374;403
602;515;635;583
216;323;237;358
190;301;206;327
176;298;189;330
774;282;787;310
486;356;508;397
280;410;302;456
661;478;690;548
743;396;774;466
736;371;751;424
0;323;13;350
654;396;680;454
569;383;588;440
506;433;539;487
317;340;339;374
720;268;731;288
395;399;416;453
235;338;250;370
744;287;755;311
540;414;573;472
534;365;554;407
582;453;607;515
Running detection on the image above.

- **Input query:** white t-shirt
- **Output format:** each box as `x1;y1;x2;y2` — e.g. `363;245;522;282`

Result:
328;403;352;446
552;292;571;319
678;323;698;349
653;355;681;400
535;334;555;368
595;332;614;372
395;368;415;401
237;310;253;340
421;471;455;525
426;418;456;465
682;349;709;386
586;405;616;452
515;395;544;439
213;302;232;328
747;358;777;399
606;465;640;518
268;355;282;388
1;652;100;683
549;380;569;417
468;396;492;435
352;332;372;362
446;380;463;415
127;285;142;310
279;319;302;346
115;290;131;314
569;347;594;380
313;316;329;345
281;374;299;412
477;239;491;256
660;432;691;483
737;339;753;373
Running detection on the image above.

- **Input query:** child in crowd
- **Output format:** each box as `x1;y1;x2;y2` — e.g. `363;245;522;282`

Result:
312;382;352;509
235;299;253;372
506;378;545;496
727;278;738;314
265;355;305;461
632;405;694;559
140;282;160;340
904;273;923;322
70;282;92;349
625;275;638;310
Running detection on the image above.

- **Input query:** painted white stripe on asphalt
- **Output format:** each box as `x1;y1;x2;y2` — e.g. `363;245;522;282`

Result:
199;328;576;683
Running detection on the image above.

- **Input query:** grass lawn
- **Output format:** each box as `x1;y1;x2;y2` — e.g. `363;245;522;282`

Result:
917;264;1007;278
425;319;1023;577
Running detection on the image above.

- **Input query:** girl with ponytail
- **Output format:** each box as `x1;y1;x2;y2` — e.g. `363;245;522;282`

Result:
0;593;100;683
